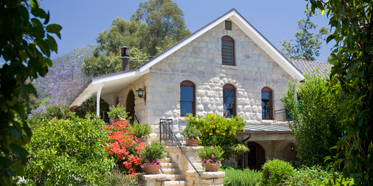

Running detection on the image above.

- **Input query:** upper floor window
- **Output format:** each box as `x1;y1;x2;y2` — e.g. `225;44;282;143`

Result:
225;21;232;30
222;36;235;66
180;81;195;116
223;84;236;117
262;87;273;119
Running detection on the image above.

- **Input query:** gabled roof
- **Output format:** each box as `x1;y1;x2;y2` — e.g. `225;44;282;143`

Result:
136;8;304;80
289;59;332;77
70;8;305;106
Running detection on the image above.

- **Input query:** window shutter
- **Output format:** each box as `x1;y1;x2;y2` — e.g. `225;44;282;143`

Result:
221;36;235;66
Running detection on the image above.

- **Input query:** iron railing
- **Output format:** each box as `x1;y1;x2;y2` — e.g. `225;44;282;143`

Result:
159;119;218;183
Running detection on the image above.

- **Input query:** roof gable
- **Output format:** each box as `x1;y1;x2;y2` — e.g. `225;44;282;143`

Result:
137;8;304;80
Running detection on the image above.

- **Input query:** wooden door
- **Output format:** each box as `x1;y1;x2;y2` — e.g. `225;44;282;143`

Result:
247;142;265;170
126;90;135;120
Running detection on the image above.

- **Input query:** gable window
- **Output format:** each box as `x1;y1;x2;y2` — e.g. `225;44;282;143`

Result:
261;87;273;119
222;36;235;66
225;21;232;30
223;84;236;117
180;80;195;116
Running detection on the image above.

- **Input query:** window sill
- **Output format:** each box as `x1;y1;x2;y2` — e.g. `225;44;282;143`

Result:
221;65;238;70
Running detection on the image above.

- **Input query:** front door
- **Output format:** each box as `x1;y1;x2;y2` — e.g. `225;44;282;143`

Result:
126;90;135;121
247;142;265;170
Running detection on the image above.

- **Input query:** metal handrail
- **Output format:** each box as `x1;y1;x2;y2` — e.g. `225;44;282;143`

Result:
133;114;140;124
159;119;218;182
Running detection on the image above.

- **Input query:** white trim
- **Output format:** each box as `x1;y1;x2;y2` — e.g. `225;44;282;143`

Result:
92;69;149;84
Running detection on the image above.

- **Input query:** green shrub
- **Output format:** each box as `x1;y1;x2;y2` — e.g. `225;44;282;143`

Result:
186;113;246;159
108;105;128;119
24;114;115;185
74;97;109;118
131;122;153;139
222;167;262;186
321;175;355;186
102;167;140;186
281;70;343;167
260;159;295;186
280;166;334;186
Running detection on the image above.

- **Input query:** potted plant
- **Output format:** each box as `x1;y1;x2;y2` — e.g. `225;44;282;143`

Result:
130;123;153;143
107;105;127;124
197;146;224;172
141;142;166;174
181;124;202;146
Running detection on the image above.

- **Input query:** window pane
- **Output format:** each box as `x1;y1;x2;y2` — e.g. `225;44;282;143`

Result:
262;106;271;119
247;146;257;166
222;41;234;65
261;92;270;100
223;90;234;103
180;102;193;116
181;87;193;101
223;103;234;117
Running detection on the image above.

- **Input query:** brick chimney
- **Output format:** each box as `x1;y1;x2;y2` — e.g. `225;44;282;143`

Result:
121;46;130;71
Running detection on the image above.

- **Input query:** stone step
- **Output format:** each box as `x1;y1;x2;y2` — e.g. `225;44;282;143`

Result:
161;162;177;168
163;180;185;186
162;168;179;174
165;174;184;181
160;157;171;163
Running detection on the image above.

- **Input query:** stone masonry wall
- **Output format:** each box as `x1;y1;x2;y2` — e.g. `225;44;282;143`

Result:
114;20;297;135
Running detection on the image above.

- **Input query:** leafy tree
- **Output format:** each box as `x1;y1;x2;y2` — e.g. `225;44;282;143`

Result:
82;0;190;77
39;61;89;105
280;11;329;61
0;0;61;184
308;1;373;184
281;70;343;167
131;0;191;56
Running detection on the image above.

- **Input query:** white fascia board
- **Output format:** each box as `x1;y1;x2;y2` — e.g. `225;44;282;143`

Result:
231;14;304;80
92;69;149;85
138;12;236;72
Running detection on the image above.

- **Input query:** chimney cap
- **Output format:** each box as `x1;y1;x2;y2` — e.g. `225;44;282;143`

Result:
121;46;129;57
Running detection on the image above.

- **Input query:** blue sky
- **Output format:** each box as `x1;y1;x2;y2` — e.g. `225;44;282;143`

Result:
40;0;333;62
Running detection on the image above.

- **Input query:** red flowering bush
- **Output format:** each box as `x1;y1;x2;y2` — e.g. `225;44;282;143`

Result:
104;119;145;175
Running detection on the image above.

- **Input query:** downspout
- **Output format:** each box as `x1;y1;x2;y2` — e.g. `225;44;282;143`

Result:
241;133;252;170
96;83;104;117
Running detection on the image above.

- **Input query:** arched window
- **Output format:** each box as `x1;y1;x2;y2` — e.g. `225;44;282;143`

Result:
180;81;195;116
221;36;235;66
223;84;236;117
261;87;273;119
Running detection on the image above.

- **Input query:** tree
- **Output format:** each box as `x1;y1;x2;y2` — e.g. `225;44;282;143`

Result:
0;0;61;184
131;0;191;56
308;1;373;184
281;70;343;167
39;61;89;105
82;0;190;77
280;11;329;61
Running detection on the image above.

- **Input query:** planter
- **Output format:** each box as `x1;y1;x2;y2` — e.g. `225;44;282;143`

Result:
185;139;199;146
134;137;145;144
205;162;220;172
144;164;160;174
110;118;122;124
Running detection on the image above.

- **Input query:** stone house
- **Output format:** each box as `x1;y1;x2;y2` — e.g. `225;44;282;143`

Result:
71;9;330;169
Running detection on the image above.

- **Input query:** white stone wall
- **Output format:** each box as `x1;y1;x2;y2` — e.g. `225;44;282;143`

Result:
114;20;297;134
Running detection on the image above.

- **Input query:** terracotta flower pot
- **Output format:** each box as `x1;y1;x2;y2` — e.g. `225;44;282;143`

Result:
205;162;220;172
134;137;145;144
144;164;160;174
110;118;122;124
185;139;199;146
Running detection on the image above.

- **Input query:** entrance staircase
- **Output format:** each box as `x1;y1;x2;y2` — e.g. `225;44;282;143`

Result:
138;119;225;186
